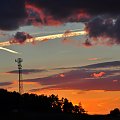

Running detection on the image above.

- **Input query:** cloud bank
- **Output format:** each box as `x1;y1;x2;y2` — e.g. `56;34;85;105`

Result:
21;61;120;92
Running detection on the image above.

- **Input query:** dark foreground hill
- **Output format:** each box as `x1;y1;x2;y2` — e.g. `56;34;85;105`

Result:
0;89;120;120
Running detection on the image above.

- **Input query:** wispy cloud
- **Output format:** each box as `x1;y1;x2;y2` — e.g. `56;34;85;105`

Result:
7;69;47;75
0;82;13;86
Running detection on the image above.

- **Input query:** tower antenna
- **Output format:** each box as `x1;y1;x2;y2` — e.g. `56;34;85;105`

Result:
15;58;23;94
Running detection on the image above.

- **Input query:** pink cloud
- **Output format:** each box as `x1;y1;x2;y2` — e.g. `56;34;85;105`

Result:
59;73;65;78
91;72;106;78
88;58;99;61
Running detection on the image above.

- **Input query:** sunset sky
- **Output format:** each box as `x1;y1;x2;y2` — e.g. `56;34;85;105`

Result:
0;0;120;114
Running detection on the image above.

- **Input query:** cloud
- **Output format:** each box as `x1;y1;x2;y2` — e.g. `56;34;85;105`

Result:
25;1;89;25
83;39;92;47
24;61;120;92
0;0;27;30
26;0;120;19
29;76;120;92
7;69;47;75
0;0;87;30
0;82;13;86
0;0;119;30
85;16;120;45
88;57;111;61
88;58;99;61
91;72;106;78
54;61;120;70
1;0;120;47
59;73;65;78
0;30;86;47
9;32;33;44
25;0;120;46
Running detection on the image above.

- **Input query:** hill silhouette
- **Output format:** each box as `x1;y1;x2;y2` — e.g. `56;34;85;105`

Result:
0;89;120;120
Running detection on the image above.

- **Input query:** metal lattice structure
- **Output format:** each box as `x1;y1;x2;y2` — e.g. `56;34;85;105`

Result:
15;58;23;94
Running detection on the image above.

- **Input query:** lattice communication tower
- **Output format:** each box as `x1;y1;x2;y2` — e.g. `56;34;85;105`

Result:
15;58;23;94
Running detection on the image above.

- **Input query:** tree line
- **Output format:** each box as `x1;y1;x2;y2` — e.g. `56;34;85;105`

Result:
0;89;120;120
0;89;86;114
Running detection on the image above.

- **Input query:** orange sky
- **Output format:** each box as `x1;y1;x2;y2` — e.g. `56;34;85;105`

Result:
3;81;120;114
1;0;120;116
28;89;120;114
2;61;120;115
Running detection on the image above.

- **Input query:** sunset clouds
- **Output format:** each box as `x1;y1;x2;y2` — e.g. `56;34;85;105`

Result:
2;59;120;114
0;0;120;115
0;0;119;29
91;72;106;78
0;0;120;48
21;61;120;92
25;0;120;45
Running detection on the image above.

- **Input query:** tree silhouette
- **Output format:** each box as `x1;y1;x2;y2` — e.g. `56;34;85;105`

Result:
110;108;120;116
0;89;120;120
62;98;74;113
0;88;86;115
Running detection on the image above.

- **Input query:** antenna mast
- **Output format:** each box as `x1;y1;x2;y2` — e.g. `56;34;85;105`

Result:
15;58;23;94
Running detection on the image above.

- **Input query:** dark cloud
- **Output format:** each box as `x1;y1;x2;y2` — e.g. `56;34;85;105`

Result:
0;82;12;86
0;0;27;30
7;69;47;74
1;0;120;47
26;0;120;19
85;16;120;45
25;0;120;46
53;67;78;70
9;32;33;44
30;77;120;92
26;0;90;23
83;61;120;69
53;61;120;70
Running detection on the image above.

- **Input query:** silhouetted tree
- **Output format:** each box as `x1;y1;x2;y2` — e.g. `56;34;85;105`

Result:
110;108;120;116
0;89;86;115
62;98;74;113
48;94;62;113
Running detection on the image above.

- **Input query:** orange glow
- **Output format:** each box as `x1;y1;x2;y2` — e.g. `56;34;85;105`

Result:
76;10;90;20
25;4;45;26
26;4;62;26
29;89;120;114
91;72;106;78
0;41;11;47
45;15;62;26
4;78;120;114
59;73;65;78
